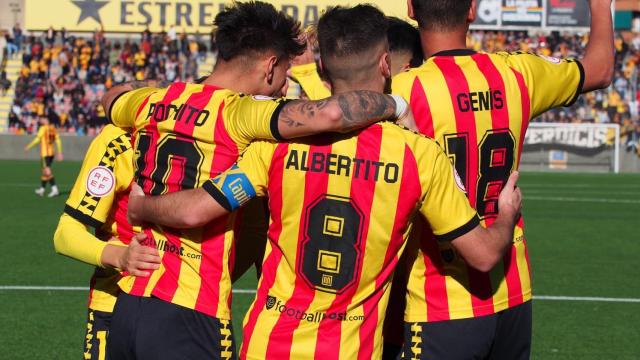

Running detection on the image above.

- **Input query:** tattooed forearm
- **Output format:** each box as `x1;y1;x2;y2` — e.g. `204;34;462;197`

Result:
275;91;395;138
335;91;395;132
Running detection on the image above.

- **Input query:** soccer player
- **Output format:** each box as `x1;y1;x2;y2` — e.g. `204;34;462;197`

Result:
126;5;523;359
24;116;63;197
391;0;614;358
290;16;423;100
104;2;410;359
53;124;162;360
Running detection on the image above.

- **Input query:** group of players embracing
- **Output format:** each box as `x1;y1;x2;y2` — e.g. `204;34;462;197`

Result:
53;0;614;359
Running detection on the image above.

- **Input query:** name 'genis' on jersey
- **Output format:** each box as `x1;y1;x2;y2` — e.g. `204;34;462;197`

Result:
285;149;400;184
457;90;504;113
146;102;210;126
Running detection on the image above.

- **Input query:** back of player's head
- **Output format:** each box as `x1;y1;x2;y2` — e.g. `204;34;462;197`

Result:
387;17;423;68
411;0;472;31
214;1;305;62
317;4;389;83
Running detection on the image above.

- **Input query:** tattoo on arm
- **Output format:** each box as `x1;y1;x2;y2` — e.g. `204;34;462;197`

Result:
278;99;329;129
335;91;395;132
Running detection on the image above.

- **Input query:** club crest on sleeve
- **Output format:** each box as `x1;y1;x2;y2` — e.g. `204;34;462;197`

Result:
86;166;115;197
539;55;562;65
453;168;466;193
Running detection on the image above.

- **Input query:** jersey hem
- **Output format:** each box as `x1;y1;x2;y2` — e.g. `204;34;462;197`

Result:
404;290;533;323
149;288;232;320
564;59;585;107
64;204;105;229
435;214;480;242
203;181;233;211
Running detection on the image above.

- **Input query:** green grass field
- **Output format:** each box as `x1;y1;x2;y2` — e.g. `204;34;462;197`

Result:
0;160;638;359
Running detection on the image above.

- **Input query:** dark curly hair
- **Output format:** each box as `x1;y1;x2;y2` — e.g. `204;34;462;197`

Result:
214;1;305;62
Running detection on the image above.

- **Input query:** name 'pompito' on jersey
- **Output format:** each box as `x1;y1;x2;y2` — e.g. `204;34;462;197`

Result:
392;50;583;322
64;124;136;313
205;122;478;360
109;82;286;319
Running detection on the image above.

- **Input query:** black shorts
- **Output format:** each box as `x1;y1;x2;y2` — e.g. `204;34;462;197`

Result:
401;301;532;360
84;309;112;360
41;156;53;168
108;293;236;360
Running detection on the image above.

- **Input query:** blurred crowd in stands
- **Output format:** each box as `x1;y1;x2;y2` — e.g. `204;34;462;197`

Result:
1;24;212;135
1;25;639;153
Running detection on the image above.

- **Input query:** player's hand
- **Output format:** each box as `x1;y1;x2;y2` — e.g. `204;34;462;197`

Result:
127;183;145;226
57;153;63;161
397;108;418;132
119;233;161;277
291;27;317;67
498;171;522;222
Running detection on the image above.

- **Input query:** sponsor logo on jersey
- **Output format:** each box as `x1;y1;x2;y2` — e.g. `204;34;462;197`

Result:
86;166;115;197
252;95;276;101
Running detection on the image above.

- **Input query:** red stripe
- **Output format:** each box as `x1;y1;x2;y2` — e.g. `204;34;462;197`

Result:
128;228;157;295
151;85;218;309
194;97;240;316
420;220;450;321
473;54;524;306
241;143;289;360
140;83;186;194
135;94;152;120
433;56;494;317
265;140;332;359
312;126;383;360
511;68;531;166
358;144;423;358
409;78;435;138
113;190;134;244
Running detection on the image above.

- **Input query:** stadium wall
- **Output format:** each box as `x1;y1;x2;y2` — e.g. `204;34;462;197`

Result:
0;134;94;161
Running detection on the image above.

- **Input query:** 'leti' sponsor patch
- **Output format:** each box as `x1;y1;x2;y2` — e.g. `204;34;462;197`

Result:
86;166;115;197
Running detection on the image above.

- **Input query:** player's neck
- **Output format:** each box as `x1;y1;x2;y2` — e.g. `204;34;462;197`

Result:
201;61;262;95
331;80;384;95
419;28;468;59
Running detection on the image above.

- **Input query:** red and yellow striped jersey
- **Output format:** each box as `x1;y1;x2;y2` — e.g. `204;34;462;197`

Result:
206;122;478;359
64;124;137;312
392;50;583;322
26;124;61;157
110;82;286;319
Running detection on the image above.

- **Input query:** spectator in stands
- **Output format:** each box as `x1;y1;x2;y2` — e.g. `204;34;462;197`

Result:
12;23;22;50
0;71;11;96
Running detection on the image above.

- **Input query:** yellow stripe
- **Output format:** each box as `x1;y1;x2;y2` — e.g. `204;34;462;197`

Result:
245;145;308;359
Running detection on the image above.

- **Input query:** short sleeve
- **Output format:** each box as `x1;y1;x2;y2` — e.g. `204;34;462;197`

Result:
202;141;276;211
418;148;479;241
223;95;290;146
109;87;158;128
64;129;133;228
504;52;584;118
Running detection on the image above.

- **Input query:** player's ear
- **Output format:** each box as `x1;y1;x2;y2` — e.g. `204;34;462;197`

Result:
380;51;391;79
265;55;278;85
407;0;416;20
468;0;478;24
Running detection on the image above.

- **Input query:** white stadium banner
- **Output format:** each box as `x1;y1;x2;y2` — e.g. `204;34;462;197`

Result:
521;123;621;173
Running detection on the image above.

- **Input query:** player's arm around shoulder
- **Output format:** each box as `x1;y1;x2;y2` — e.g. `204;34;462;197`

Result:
448;172;522;272
128;141;274;229
102;79;167;128
275;91;411;139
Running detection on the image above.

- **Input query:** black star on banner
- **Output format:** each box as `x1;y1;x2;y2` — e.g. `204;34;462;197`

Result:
71;0;109;25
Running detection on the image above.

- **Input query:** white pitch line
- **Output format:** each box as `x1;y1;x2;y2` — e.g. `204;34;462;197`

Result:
1;286;639;303
534;295;640;303
526;196;640;204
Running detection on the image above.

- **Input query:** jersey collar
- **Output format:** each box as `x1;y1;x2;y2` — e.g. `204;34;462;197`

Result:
431;49;477;57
